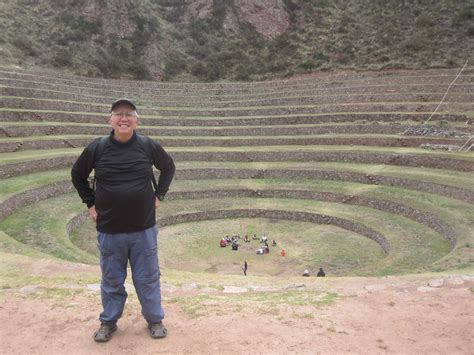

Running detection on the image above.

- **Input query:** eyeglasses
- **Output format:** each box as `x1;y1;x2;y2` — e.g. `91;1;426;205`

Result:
111;111;137;118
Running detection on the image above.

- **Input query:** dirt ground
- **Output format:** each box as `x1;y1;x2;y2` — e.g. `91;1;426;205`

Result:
0;260;473;354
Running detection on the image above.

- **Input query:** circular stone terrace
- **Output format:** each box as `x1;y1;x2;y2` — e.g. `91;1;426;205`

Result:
0;65;473;277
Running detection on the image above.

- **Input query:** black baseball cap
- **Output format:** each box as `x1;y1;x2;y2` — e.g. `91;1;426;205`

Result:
111;98;137;112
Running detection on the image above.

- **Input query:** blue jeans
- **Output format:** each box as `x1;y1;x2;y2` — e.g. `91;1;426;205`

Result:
97;225;164;325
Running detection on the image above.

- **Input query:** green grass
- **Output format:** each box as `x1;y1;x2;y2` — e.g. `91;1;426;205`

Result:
2;132;460;143
2;170;472;274
158;218;385;276
0;169;71;202
175;162;474;190
1;145;472;165
12;194;456;275
0;194;95;264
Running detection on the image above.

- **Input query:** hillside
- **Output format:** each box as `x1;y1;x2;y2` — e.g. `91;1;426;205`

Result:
1;0;473;81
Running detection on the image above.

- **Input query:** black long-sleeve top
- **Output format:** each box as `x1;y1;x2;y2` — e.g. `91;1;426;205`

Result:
71;131;175;234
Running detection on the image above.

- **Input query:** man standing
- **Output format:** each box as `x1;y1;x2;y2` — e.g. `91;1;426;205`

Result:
71;99;175;342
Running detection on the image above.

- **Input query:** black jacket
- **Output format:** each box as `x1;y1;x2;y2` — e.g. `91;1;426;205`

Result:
71;131;175;234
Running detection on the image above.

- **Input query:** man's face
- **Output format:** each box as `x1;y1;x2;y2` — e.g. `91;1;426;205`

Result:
109;103;139;137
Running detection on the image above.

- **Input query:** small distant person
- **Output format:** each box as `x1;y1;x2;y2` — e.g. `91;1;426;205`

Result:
302;269;310;277
243;261;248;276
220;239;227;247
317;268;325;277
272;239;277;246
232;241;239;251
244;234;250;243
280;249;286;257
252;234;258;240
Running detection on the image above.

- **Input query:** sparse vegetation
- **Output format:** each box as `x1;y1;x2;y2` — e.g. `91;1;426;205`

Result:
0;0;472;81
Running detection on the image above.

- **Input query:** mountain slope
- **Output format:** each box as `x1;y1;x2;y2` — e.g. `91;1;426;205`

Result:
0;0;473;81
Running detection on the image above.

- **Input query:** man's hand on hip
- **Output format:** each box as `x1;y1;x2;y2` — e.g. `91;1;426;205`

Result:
89;205;97;222
155;197;161;208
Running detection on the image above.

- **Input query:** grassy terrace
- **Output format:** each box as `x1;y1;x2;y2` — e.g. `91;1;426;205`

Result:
3;93;474;108
2;96;473;113
2;85;474;105
1;68;472;89
3;81;474;103
1;188;470;275
0;133;450;142
3;113;472;125
1;145;473;163
2;67;472;82
2;160;473;203
1;67;473;281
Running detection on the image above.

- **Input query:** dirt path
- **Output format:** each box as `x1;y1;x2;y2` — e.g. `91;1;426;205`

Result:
1;273;473;354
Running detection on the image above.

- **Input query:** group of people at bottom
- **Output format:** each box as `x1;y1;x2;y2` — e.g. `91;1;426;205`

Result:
219;233;279;254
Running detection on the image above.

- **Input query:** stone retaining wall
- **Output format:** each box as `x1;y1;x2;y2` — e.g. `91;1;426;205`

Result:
0;156;77;178
156;209;390;254
0;182;457;249
166;189;456;247
3;98;472;118
2;123;472;139
2;69;472;93
176;168;474;204
1;136;466;153
3;87;474;108
1;110;470;127
2;66;469;85
2;80;473;102
2;151;473;180
0;181;74;220
168;152;474;172
66;211;89;236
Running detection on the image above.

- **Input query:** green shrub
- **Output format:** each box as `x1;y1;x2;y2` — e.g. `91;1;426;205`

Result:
163;53;188;77
12;36;39;56
50;48;72;67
